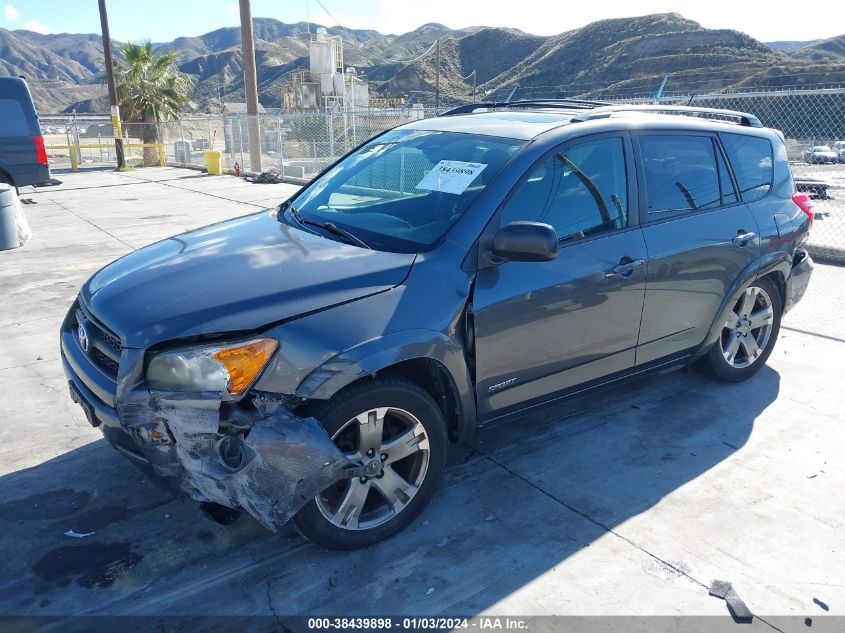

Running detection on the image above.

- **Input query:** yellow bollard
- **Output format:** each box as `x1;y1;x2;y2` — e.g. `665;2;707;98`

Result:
69;146;78;171
157;144;165;167
204;151;223;176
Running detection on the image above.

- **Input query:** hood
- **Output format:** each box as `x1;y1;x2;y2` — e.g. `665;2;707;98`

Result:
83;211;415;348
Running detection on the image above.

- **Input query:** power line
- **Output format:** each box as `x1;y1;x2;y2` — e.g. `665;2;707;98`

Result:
481;72;845;96
478;66;845;93
345;32;440;66
313;0;341;27
309;0;439;66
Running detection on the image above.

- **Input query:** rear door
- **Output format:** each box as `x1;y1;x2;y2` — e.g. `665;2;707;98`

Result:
472;133;647;420
634;132;760;365
0;79;44;186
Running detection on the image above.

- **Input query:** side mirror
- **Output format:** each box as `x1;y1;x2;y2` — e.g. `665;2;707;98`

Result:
491;221;559;263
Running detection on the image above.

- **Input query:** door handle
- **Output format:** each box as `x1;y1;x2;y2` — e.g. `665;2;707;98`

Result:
732;231;756;246
607;258;646;277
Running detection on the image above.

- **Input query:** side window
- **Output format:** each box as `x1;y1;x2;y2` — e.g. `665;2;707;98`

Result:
501;137;628;241
640;135;724;219
500;159;555;226
720;133;774;202
0;99;30;136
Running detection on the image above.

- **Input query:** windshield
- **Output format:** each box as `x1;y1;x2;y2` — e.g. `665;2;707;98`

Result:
287;129;523;252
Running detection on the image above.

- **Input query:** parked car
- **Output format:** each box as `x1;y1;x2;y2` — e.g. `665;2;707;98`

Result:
0;76;50;189
62;102;813;549
833;141;845;163
795;178;831;200
79;122;113;138
804;145;838;164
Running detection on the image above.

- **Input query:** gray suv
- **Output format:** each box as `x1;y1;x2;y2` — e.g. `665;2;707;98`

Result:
61;102;814;549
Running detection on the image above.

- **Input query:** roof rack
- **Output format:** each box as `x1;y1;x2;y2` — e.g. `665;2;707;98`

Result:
440;99;611;117
571;105;763;128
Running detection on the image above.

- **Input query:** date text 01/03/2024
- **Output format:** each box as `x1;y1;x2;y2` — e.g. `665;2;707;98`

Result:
306;617;529;630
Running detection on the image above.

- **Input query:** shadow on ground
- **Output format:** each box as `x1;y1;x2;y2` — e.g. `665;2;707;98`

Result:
0;366;780;619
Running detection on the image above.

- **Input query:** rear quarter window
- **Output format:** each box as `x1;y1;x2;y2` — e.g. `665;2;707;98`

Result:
720;133;774;202
0;98;31;136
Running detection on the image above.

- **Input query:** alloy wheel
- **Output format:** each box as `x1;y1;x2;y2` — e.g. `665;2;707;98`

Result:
720;285;774;369
316;407;430;530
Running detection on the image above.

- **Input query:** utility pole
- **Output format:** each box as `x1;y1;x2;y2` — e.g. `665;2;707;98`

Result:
472;70;476;103
239;0;262;172
435;37;440;113
97;0;125;168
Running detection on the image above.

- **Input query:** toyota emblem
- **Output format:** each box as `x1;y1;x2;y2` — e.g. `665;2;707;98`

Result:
78;322;90;353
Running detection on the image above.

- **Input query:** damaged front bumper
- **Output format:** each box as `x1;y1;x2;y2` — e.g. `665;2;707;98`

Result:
115;390;350;530
60;297;357;531
62;324;349;530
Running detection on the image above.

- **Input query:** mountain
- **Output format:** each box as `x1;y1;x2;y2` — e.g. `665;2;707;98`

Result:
791;35;845;61
16;30;104;74
475;13;794;99
155;19;385;60
0;29;97;83
0;28;110;112
766;40;821;50
1;15;844;114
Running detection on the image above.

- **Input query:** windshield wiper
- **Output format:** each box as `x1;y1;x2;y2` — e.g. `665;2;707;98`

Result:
285;202;306;227
304;219;371;249
279;201;371;249
279;201;320;236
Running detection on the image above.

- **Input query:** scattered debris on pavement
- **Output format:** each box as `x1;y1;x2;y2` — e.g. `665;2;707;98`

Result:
709;579;752;620
246;168;286;184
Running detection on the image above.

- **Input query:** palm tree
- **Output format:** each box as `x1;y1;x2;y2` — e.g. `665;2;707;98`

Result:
114;42;193;166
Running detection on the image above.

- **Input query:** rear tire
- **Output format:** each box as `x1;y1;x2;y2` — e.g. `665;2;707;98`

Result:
292;377;447;550
700;276;782;383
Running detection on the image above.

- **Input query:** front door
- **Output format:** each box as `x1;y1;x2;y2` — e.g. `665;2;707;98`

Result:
472;133;647;421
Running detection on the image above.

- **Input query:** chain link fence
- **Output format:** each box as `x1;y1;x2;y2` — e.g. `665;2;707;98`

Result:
151;107;432;182
40;114;163;169
40;88;844;261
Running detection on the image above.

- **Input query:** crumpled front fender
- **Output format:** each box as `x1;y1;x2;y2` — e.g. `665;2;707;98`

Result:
116;389;348;530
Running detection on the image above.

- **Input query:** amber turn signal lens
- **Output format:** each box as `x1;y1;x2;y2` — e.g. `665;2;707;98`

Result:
212;338;278;396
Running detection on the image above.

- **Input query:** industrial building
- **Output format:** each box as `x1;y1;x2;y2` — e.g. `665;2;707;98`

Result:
290;28;369;112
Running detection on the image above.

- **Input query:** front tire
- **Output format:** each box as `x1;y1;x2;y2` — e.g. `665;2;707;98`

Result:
701;277;782;383
293;377;447;550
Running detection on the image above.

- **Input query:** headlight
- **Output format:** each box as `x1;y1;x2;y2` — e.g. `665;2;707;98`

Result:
146;338;278;399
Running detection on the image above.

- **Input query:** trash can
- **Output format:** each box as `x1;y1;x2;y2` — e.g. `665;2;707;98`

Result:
0;184;21;251
173;139;191;164
204;151;223;176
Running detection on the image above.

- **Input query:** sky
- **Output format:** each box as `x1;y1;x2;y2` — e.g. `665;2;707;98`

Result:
1;0;843;43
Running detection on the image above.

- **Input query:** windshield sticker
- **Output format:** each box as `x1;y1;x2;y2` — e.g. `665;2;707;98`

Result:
415;160;487;195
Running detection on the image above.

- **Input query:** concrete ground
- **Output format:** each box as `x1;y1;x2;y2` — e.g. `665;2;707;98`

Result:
0;167;843;628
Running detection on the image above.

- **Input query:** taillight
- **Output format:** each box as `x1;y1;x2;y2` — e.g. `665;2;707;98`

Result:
34;135;48;165
792;193;814;226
